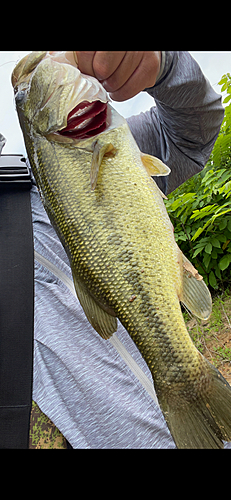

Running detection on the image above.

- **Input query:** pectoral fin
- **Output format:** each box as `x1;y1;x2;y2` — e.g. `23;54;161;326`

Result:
91;140;116;190
141;153;171;177
73;274;117;339
179;252;212;320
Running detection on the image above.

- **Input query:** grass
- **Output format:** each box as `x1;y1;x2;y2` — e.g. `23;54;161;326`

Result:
185;287;231;383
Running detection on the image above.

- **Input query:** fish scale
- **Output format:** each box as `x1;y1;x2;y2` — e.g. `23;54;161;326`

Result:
32;126;186;368
12;51;231;449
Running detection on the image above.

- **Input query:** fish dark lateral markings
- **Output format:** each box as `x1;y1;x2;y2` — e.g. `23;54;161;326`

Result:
12;51;231;449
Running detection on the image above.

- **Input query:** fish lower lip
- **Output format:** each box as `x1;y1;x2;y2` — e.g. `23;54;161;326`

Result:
58;100;107;140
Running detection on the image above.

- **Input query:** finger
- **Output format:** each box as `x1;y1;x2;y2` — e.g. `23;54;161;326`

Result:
75;51;96;77
92;51;126;81
102;51;143;93
109;52;161;101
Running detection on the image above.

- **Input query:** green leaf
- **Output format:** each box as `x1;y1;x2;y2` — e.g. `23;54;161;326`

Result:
212;133;231;166
218;75;228;86
215;266;221;279
213;209;231;219
219;219;227;231
211;237;221;248
205;243;212;254
203;253;211;269
191;226;204;241
223;94;231;104
192;245;206;258
221;82;228;92
191;204;217;220
201;169;215;185
191;219;213;241
219;181;231;197
209;271;217;288
217;234;227;245
219;255;231;271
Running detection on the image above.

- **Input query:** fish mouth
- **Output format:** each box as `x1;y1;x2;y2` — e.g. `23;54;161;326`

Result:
57;100;108;140
12;51;111;141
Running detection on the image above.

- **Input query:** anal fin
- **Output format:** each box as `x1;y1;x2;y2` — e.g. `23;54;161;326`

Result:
73;274;117;339
180;251;212;320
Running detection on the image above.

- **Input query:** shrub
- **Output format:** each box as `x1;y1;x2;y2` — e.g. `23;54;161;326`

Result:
165;73;231;290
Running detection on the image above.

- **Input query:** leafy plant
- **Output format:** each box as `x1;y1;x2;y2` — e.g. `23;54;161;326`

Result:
165;73;231;290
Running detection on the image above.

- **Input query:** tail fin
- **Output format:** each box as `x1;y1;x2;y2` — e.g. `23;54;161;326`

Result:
158;359;231;449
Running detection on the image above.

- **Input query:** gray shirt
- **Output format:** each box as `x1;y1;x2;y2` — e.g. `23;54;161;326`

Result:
26;51;228;448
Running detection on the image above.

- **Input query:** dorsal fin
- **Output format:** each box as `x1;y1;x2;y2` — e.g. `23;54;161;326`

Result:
141;153;170;177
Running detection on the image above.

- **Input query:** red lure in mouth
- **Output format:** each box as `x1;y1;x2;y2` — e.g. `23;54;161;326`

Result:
58;100;108;140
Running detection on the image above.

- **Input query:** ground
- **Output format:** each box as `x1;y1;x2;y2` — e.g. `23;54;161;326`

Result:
186;287;231;384
29;401;67;449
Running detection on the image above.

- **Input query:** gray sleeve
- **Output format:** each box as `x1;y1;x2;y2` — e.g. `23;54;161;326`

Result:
127;51;224;194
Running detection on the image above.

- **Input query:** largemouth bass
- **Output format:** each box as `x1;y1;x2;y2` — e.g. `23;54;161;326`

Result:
12;51;231;448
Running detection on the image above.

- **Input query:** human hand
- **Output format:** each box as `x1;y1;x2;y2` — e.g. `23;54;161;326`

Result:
75;51;162;101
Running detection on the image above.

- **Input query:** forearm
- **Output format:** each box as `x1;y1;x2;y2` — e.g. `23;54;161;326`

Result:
127;51;224;194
